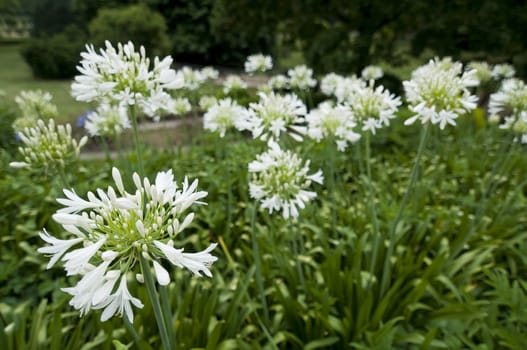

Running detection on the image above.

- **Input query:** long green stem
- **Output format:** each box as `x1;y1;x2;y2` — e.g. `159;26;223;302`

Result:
159;285;177;349
139;255;172;350
290;219;306;293
250;202;270;324
380;125;429;297
364;132;381;288
129;106;144;177
325;141;337;232
58;166;70;188
99;136;111;164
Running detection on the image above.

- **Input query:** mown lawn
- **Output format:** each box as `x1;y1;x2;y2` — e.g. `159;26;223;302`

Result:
0;44;87;122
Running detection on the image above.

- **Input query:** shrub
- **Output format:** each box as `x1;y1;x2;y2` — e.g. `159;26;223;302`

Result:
20;25;86;79
88;4;170;58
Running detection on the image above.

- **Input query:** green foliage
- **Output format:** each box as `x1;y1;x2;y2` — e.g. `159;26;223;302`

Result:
20;25;86;79
0;96;17;154
88;4;170;58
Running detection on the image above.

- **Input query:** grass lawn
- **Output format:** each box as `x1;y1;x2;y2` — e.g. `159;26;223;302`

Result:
0;43;88;123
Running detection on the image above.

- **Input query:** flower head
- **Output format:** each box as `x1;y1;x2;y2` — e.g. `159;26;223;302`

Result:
249;140;323;219
171;97;192;116
223;75;248;94
403;57;478;129
239;92;307;141
361;65;384;81
489;78;527;141
468;61;493;84
9;119;87;171
199;95;218;111
13;90;58;132
306;101;361;151
200;66;219;81
179;66;206;90
268;74;289;90
203;98;248;137
71;41;184;119
245;54;273;74
320;73;344;96
492;64;515;80
287;65;317;90
346;82;402;134
85;104;131;137
39;167;218;322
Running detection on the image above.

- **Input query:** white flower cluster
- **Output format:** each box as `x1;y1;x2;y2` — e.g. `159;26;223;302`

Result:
240;92;307;141
179;66;207;90
85;104;131;137
468;61;493;84
172;97;192;116
39;167;218;323
13;90;58;132
223;75;248;94
361;65;384;81
71;41;184;119
346;82;402;134
489;78;527;142
492;64;515;80
306;102;361;151
200;66;220;81
287;65;317;90
249;140;323;219
267;74;289;90
245;54;273;74
10;119;88;171
403;57;479;129
203;98;248;137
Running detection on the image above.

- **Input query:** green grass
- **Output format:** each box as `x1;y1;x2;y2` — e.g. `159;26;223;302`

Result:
0;44;87;123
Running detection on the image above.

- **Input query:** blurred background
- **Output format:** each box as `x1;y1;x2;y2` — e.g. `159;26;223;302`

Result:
1;0;527;76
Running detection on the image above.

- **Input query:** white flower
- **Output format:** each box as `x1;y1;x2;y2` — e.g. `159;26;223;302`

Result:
13;90;58;132
62;238;107;276
84;104;131;137
245;54;273;74
287;65;317;90
9;119;88;172
200;66;219;80
248;140;323;219
99;276;144;323
403;57;478;129
320;73;344;96
361;65;383;81
38;230;83;269
203;98;248;137
38;167;217;322
468;61;493;84
491;64;515;80
334;76;365;103
179;66;206;90
223;75;248;94
306;101;361;151
489;79;527;139
345;82;401;133
239;92;307;141
71;41;184;119
268;74;289;90
61;260;114;317
171;97;192;116
154;240;218;277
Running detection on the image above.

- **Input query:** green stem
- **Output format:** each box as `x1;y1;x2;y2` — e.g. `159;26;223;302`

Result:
159;284;177;349
58;166;70;188
99;136;111;164
123;318;147;350
380;125;429;297
364;132;381;288
250;201;270;324
326;141;337;232
129;106;144;177
290;219;306;293
139;255;172;350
